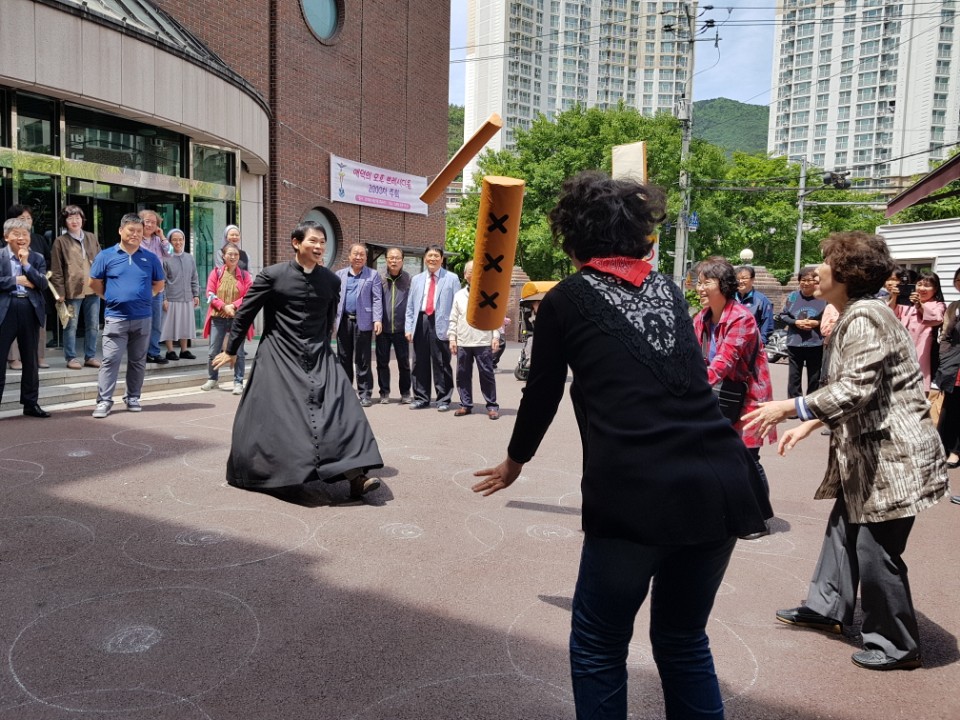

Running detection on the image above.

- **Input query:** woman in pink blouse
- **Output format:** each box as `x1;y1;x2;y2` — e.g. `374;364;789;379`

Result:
894;271;945;391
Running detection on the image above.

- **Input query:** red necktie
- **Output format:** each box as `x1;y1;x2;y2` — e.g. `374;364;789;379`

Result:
426;273;436;316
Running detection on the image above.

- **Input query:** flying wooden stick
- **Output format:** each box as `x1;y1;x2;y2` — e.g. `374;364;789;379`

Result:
420;114;503;205
466;176;525;331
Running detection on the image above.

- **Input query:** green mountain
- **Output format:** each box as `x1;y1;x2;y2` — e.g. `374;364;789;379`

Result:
693;98;768;156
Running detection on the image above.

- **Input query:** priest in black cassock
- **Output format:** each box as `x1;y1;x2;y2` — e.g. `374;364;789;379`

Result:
212;220;383;499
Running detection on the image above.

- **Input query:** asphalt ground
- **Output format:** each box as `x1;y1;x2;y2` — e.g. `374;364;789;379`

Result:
0;350;958;720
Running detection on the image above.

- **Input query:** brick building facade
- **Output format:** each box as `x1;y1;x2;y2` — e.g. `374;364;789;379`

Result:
153;0;450;268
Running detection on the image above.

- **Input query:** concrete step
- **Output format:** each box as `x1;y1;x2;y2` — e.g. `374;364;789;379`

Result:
1;340;256;412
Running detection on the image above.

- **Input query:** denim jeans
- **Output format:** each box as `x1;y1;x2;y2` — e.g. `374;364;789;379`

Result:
63;295;100;361
207;317;244;383
148;290;165;357
570;534;736;720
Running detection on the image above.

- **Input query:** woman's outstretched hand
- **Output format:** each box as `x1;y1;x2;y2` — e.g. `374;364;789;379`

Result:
473;457;524;497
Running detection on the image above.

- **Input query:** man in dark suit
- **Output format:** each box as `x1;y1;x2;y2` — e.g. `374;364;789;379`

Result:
334;243;382;407
0;218;50;417
5;204;52;370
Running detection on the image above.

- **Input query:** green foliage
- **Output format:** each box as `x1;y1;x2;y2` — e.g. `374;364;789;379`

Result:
684;288;702;311
448;104;464;160
692;98;769;156
893;150;960;223
446;104;887;281
768;268;795;285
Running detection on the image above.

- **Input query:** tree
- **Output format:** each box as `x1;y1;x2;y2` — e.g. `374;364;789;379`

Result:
894;150;960;223
449;104;727;279
448;104;465;160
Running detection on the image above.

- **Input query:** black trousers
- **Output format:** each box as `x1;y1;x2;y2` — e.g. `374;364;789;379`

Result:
787;345;823;398
412;312;452;404
939;388;960;456
0;298;40;406
805;494;920;661
337;316;373;400
375;331;411;398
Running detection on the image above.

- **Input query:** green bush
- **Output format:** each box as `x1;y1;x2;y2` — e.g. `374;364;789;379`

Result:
769;267;795;285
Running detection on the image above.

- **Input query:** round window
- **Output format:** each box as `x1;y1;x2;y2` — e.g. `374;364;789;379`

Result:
301;208;339;267
301;0;341;42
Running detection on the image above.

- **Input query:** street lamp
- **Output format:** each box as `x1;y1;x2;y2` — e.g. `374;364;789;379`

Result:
739;248;754;264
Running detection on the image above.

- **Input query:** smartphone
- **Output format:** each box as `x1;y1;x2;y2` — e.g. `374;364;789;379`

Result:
897;283;915;306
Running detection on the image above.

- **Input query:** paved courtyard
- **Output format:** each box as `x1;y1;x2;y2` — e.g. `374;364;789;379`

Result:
0;352;958;719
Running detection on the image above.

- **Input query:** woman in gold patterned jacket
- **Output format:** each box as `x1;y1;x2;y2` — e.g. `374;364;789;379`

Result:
744;230;948;672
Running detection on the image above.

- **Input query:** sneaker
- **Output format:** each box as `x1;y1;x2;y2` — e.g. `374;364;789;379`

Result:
146;354;169;364
66;358;83;370
359;397;373;407
379;396;390;405
165;351;179;361
179;350;196;360
200;379;218;391
125;398;142;412
92;401;112;419
400;395;412;404
232;383;244;396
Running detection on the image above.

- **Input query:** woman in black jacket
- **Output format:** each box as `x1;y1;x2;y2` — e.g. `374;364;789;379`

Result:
473;172;770;720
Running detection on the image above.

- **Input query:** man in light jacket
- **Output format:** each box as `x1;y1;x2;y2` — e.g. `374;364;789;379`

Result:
405;244;459;411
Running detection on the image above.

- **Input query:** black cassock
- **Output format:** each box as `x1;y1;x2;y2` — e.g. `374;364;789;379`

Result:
225;260;383;488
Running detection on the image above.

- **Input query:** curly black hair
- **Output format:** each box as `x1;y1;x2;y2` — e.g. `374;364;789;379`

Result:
548;171;667;262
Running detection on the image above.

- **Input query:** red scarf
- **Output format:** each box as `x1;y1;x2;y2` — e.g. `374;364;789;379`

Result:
581;256;652;287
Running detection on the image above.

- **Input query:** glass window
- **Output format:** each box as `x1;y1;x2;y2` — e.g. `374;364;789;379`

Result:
301;207;339;267
193;145;236;186
0;88;9;148
16;93;57;155
16;172;58;237
301;0;340;41
65;105;184;177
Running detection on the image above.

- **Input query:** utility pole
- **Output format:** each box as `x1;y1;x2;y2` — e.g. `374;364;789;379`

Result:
794;156;807;276
671;1;696;288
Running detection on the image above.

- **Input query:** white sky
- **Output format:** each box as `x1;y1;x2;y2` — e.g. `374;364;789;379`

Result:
449;0;776;107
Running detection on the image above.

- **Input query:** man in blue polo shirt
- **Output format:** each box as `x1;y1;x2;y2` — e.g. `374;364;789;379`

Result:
88;214;165;418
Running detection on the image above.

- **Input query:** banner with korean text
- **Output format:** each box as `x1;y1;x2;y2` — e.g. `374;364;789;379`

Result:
330;155;428;215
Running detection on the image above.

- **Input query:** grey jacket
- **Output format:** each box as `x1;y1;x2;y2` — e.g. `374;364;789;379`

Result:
806;297;948;523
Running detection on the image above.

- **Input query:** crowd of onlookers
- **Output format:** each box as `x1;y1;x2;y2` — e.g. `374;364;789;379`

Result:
1;207;504;422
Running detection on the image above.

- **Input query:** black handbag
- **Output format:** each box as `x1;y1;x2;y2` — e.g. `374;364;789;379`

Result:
701;320;759;425
712;378;748;423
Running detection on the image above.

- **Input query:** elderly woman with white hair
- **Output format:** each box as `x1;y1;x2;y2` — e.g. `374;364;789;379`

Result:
214;224;249;271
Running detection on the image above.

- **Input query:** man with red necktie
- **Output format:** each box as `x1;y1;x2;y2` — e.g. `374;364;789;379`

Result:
404;244;460;411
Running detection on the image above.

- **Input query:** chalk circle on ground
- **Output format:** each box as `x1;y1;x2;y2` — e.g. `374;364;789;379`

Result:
122;508;312;571
0;458;43;492
506;588;759;706
9;586;259;712
450;464;581;495
2;439;151;476
349;672;572;719
380;445;487;472
1;690;215;719
315;509;503;567
0;516;95;573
